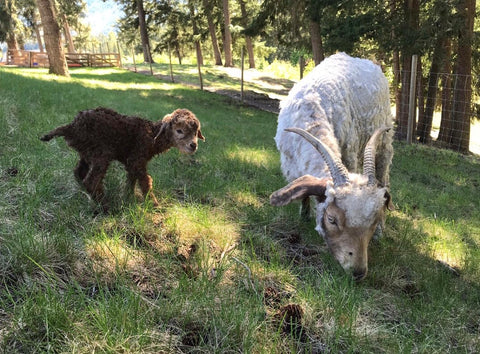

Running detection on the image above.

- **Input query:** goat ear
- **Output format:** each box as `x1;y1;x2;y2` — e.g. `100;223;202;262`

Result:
270;175;329;206
384;190;395;211
154;122;168;142
197;129;205;141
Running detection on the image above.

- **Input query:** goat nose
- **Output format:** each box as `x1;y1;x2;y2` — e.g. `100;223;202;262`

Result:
190;142;197;150
352;268;367;282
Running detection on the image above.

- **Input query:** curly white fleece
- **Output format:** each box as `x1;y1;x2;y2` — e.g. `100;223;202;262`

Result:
274;52;393;236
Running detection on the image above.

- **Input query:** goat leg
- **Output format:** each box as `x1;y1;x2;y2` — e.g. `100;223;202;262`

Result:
137;172;159;207
125;171;138;202
73;158;89;187
83;160;110;212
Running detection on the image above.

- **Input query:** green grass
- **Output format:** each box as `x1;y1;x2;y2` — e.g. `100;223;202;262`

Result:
1;66;479;352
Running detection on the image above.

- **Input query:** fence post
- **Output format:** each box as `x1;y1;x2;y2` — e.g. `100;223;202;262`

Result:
300;56;306;79
116;40;122;68
168;43;174;83
197;51;203;91
241;47;244;102
132;46;137;73
407;54;418;144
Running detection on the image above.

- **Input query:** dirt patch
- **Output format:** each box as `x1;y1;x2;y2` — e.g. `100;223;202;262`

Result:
275;303;306;339
214;89;280;113
131;67;289;114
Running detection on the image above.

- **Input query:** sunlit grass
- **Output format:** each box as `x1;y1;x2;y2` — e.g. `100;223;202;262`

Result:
420;219;468;268
230;190;263;209
260;58;316;80
86;235;137;275
9;67;178;93
164;204;239;253
226;147;279;174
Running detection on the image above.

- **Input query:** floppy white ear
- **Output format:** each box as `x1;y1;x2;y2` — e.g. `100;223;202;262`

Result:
270;175;329;206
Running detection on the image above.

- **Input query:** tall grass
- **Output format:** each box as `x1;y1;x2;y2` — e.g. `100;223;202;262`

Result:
0;66;479;352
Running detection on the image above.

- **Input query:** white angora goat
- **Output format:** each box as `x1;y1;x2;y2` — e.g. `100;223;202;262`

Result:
270;52;394;281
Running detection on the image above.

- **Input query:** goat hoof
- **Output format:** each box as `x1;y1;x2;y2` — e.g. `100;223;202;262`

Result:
150;197;160;208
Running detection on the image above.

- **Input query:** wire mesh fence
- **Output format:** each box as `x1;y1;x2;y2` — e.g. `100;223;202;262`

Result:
124;53;479;155
395;59;479;155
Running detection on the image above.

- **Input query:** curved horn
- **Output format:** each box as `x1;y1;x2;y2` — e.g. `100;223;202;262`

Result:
363;127;391;186
285;127;350;186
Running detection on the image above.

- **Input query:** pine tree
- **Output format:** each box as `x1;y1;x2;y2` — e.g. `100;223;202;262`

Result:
35;0;69;76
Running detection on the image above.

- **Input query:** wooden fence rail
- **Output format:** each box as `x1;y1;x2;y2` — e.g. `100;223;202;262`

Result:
6;50;120;68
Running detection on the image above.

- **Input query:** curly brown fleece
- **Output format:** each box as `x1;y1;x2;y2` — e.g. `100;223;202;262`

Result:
41;107;205;211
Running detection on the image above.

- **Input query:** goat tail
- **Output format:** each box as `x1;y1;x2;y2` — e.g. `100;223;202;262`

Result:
40;125;70;142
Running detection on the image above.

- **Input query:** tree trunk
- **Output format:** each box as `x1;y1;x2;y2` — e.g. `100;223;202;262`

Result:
449;0;474;153
393;49;401;125
244;35;255;69
35;0;69;76
6;31;19;50
137;0;153;63
309;19;324;65
391;0;401;125
188;0;203;66
175;43;182;65
238;0;255;68
437;39;453;145
222;0;233;67
395;0;419;140
396;53;411;140
417;37;447;144
34;12;44;52
202;0;222;65
414;57;423;140
62;14;75;53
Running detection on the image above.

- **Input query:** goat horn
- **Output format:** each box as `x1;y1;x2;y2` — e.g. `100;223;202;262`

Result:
363;127;391;186
285;127;350;187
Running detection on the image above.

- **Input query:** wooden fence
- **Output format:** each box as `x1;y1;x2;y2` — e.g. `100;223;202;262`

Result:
6;50;120;68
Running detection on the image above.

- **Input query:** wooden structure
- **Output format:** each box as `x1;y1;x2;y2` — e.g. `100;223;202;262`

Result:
65;53;121;67
7;49;49;67
6;50;120;68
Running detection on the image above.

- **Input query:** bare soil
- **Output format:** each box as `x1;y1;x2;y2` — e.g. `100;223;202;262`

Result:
132;66;296;114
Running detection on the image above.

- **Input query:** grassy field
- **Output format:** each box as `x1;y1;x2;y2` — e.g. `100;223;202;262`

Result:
0;66;479;353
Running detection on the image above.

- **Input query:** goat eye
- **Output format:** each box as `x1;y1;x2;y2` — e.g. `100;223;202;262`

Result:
326;215;336;225
176;129;183;135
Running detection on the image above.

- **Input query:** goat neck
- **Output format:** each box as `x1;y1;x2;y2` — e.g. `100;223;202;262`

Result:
152;122;175;154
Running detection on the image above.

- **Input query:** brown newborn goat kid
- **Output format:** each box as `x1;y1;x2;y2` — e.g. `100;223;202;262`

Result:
41;107;205;211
